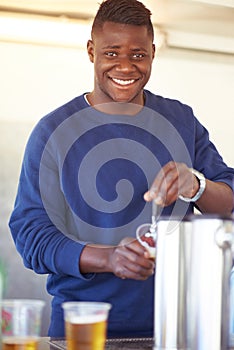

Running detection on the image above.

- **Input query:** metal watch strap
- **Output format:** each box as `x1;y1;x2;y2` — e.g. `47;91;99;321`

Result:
179;168;206;202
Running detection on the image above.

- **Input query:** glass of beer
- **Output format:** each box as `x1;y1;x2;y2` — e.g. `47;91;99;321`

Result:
62;301;111;350
1;299;45;350
136;223;157;260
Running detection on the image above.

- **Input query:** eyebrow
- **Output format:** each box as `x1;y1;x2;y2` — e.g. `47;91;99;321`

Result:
102;45;148;52
102;45;121;50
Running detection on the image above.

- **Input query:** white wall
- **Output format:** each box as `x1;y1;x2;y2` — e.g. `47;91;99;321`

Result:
1;40;233;163
148;47;234;166
0;39;233;335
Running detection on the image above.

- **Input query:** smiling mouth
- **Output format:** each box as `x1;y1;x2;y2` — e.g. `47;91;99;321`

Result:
111;78;137;86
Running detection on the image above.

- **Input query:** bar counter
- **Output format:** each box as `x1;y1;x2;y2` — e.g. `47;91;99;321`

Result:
39;337;234;350
40;337;153;349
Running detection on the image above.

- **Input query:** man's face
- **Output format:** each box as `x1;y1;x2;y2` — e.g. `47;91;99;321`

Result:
87;21;155;106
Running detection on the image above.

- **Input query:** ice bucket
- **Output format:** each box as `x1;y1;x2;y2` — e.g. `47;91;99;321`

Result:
154;215;234;350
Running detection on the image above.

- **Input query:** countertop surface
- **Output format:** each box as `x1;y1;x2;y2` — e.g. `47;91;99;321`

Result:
39;337;234;350
46;337;154;349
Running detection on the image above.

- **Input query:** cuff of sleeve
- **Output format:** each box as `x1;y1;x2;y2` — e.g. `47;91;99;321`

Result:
54;238;95;281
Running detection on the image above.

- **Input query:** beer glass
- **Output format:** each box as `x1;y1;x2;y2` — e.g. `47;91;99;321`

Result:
1;299;45;350
62;301;111;350
136;223;157;260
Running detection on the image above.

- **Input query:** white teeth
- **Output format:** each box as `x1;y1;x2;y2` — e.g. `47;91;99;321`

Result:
112;78;135;86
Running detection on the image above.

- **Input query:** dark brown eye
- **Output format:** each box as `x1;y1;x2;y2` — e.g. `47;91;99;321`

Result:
132;53;145;59
105;52;117;57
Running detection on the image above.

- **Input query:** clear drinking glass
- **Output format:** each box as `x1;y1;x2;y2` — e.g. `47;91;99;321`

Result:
1;299;45;350
62;301;111;350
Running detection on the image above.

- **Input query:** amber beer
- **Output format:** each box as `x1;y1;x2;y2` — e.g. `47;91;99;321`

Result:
65;314;107;350
2;337;39;350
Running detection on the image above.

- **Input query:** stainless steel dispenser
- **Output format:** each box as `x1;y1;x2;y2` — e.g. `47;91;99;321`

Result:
154;215;234;350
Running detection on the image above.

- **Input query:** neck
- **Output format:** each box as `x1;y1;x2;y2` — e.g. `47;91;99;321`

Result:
86;92;145;115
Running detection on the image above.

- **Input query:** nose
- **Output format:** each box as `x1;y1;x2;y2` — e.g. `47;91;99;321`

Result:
115;57;136;73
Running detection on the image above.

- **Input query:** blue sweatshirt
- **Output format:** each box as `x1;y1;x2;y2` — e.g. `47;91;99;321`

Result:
9;90;234;337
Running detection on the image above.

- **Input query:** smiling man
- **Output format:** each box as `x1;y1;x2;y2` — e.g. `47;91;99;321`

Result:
87;20;155;105
9;0;234;339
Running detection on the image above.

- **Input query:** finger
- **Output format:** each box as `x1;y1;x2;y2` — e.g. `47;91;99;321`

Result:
117;243;151;266
116;260;155;280
146;177;172;206
114;243;155;278
160;170;181;205
120;237;150;257
144;162;177;204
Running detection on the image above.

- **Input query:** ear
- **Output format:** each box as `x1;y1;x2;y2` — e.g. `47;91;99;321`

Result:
87;39;94;63
152;43;156;59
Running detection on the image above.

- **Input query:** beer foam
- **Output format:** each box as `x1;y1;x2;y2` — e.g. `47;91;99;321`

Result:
68;314;106;324
3;337;39;344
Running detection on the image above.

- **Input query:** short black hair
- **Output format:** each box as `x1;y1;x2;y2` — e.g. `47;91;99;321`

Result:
92;0;154;41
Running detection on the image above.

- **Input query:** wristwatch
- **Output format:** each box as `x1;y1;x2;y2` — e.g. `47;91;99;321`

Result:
179;168;206;202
